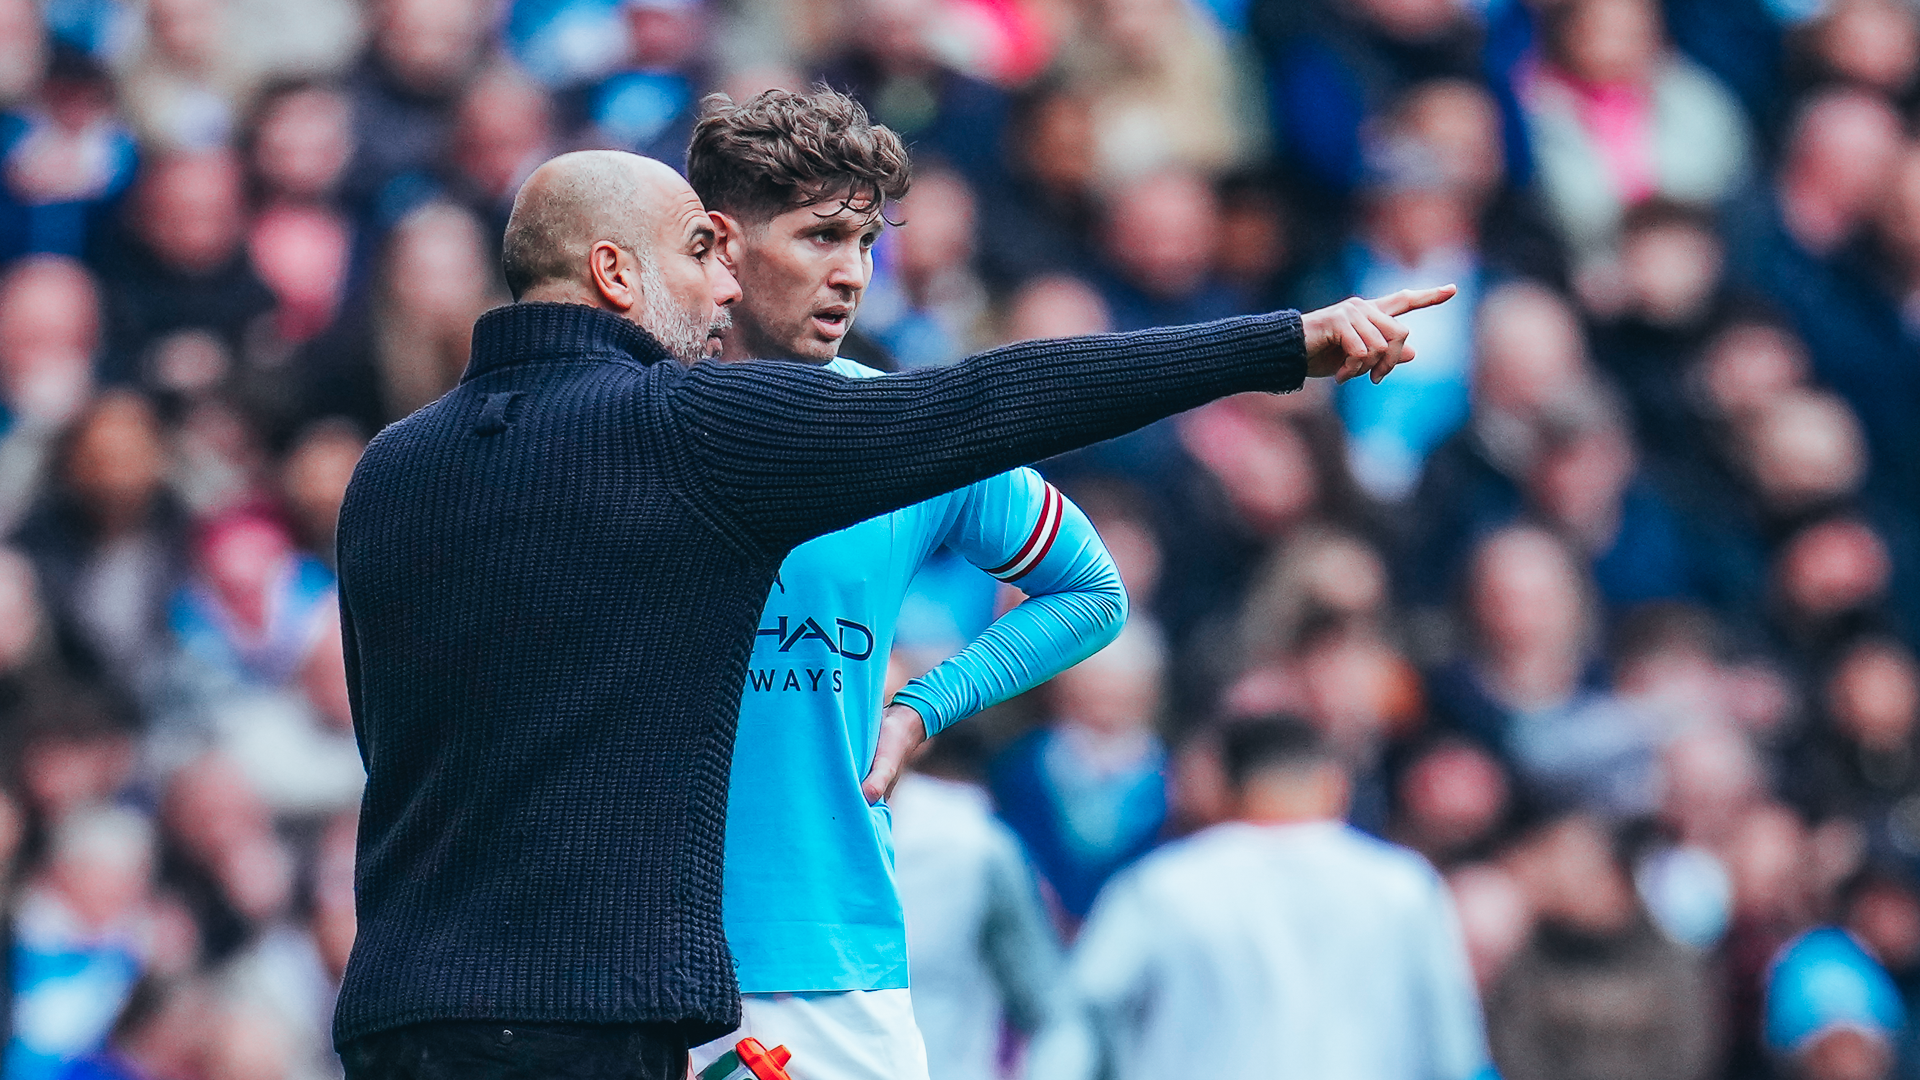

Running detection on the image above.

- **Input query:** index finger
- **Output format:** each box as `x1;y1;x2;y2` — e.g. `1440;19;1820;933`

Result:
1373;284;1458;318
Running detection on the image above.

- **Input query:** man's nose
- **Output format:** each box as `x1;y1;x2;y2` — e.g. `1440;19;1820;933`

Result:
827;245;867;290
709;257;742;307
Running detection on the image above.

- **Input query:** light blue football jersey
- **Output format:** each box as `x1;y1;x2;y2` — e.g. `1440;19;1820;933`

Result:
723;357;1125;994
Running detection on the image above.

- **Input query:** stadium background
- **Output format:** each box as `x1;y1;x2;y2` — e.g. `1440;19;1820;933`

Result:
1;0;1919;1076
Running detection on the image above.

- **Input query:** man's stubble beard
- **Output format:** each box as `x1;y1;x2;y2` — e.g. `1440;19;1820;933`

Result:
639;252;730;364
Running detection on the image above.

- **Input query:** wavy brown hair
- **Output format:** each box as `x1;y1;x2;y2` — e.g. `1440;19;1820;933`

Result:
687;86;912;223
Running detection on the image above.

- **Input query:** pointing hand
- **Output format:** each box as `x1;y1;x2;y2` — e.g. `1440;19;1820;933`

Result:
1301;284;1457;384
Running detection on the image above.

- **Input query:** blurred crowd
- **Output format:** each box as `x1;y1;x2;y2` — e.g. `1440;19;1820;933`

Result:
2;0;1920;1077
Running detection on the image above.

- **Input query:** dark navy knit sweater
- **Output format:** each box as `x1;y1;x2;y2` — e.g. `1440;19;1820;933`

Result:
331;301;1306;1045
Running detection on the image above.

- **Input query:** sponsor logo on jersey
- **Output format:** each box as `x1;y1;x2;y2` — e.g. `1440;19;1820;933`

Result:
753;615;875;661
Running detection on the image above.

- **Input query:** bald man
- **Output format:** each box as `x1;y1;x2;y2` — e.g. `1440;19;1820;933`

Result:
330;147;1451;1079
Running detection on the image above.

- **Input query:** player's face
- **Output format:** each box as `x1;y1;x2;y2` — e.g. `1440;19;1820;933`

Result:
713;194;883;363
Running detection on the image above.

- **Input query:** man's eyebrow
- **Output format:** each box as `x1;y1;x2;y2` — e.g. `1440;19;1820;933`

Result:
688;222;715;246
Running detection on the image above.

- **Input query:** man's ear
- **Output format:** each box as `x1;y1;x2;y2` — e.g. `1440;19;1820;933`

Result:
709;210;746;275
588;240;640;312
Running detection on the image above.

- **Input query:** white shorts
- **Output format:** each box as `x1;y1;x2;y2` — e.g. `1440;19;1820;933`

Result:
689;988;931;1080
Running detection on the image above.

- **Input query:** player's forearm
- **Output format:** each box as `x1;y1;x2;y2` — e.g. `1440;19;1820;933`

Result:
892;578;1124;736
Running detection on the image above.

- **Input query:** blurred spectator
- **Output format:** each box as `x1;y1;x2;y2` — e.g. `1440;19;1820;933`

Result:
1661;0;1790;130
1230;624;1424;833
1771;516;1898;661
58;975;212;1080
1426;526;1665;818
1739;390;1870;531
93;150;278;387
1724;88;1920;498
1587;199;1729;461
1387;78;1569;287
1613;602;1790;739
860;164;991;368
1394;736;1513;869
156;754;293;966
169;398;272;520
990;622;1169;923
14;391;190;708
216;808;354;1080
1522;389;1698;609
115;0;254;152
1312;127;1482;501
1662;723;1768;855
972;81;1101;286
1256;0;1484;197
278;420;364;565
566;0;706;163
1151;395;1372;701
892;768;1063;1080
1212;171;1297;313
1314;74;1569;496
1448;861;1534;992
998;272;1111;345
1401;281;1595;610
410;62;557;243
0;258;98;535
1766;927;1907;1080
1640;732;1746;948
0;45;137;265
1841;867;1920;1075
297;199;502;432
244;81;358;347
342;0;497;215
1791;0;1920;104
1790;638;1920;863
1056;0;1254;184
1024;714;1491;1080
6;807;158;1080
1488;811;1718;1080
168;511;335;699
1233;523;1391;672
1726;803;1828;1077
1093;168;1240;331
0;0;47;108
1517;0;1752;271
170;608;362;821
0;546;79;740
817;0;1010;191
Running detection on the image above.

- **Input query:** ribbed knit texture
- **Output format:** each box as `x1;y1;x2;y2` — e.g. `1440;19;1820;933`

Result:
330;301;1306;1046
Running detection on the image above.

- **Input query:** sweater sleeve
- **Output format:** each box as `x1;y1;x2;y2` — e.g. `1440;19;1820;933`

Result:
665;311;1306;553
890;471;1125;735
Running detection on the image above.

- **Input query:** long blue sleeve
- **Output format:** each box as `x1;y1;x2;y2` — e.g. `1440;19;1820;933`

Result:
891;469;1126;736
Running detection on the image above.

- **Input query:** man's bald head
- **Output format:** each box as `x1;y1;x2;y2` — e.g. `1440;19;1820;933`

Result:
500;150;740;363
501;151;683;300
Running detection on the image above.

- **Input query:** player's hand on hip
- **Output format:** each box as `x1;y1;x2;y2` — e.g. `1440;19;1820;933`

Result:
862;702;928;804
1301;284;1456;384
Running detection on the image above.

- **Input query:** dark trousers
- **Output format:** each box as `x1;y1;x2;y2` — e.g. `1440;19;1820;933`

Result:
339;1020;690;1080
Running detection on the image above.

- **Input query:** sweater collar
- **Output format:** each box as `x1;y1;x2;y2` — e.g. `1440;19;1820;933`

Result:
463;301;674;381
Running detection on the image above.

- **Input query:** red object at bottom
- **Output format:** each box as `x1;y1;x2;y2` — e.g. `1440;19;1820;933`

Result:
736;1038;794;1080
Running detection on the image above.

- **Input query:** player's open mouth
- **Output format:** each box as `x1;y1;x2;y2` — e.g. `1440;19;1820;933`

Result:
813;309;850;336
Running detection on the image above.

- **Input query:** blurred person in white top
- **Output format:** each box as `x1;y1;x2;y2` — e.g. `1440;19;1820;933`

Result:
890;740;1064;1080
1024;714;1493;1080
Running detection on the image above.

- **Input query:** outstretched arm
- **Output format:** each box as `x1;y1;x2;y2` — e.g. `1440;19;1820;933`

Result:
668;288;1452;556
862;471;1123;802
